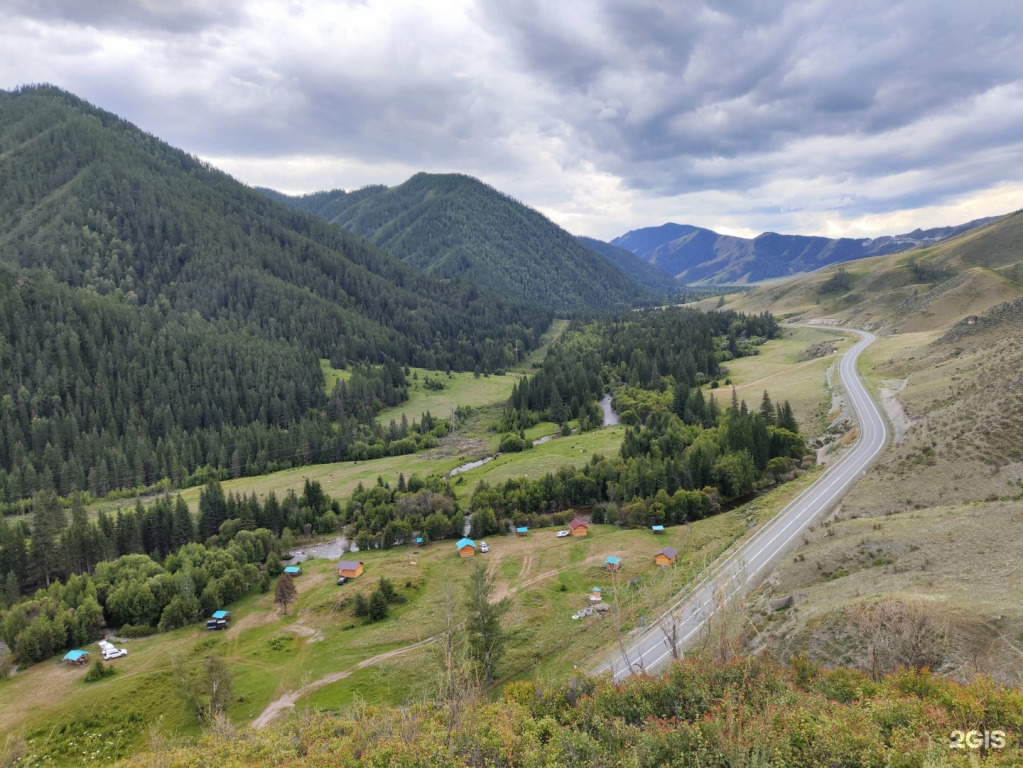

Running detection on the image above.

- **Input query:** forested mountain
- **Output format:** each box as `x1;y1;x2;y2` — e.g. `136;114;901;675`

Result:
575;235;681;294
264;174;657;311
0;85;551;505
612;218;998;285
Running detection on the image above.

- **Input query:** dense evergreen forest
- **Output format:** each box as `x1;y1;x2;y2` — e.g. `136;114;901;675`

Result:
0;86;552;506
338;308;804;545
575;235;683;294
265;173;664;311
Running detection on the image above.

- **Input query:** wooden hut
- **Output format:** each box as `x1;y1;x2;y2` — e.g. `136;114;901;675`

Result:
336;560;364;578
283;565;301;576
515;526;528;536
63;649;89;666
590;586;603;602
651;525;665;534
456;538;476;558
604;556;622;572
654;547;677;567
569;518;588;537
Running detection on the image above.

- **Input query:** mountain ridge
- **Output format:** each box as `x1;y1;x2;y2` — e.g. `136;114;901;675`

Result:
264;173;661;311
611;217;1000;285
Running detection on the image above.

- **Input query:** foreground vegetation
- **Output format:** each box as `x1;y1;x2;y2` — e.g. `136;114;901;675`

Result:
107;654;1023;767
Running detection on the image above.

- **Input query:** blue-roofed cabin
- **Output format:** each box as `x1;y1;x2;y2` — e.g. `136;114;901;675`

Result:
283;565;301;575
515;526;528;536
64;649;89;665
415;536;424;547
604;556;622;572
211;610;230;620
456;538;476;558
652;525;665;533
590;586;603;601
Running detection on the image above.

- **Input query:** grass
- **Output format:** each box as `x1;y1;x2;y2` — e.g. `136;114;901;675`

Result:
1;322;853;761
0;487;807;762
718;326;851;434
377;368;523;426
319;358;351;392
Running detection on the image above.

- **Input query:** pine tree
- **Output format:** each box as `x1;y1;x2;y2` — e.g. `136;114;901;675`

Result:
760;391;775;424
778;401;799;433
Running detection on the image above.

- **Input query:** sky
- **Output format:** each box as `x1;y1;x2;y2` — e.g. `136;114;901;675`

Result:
4;0;1023;241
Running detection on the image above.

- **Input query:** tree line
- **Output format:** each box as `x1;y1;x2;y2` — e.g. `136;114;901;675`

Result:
501;306;778;432
0;85;552;506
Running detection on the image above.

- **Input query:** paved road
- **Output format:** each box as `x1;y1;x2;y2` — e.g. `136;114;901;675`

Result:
597;327;888;682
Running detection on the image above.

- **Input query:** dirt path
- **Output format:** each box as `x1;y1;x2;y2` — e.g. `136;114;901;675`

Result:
878;378;915;443
518;555;534;580
492;554;607;603
250;636;436;729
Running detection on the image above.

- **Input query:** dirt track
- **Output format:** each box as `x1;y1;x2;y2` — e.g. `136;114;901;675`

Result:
250;636;436;729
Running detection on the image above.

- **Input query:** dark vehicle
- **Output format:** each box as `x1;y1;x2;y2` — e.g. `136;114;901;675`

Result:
336;576;348;586
206;619;228;631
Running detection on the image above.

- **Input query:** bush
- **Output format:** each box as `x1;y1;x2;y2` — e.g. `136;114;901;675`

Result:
118;624;156;638
84;658;112;682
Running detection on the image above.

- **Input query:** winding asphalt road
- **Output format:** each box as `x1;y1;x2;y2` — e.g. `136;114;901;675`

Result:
597;327;888;682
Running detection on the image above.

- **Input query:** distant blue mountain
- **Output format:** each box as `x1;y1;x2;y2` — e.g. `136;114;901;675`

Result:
610;219;998;285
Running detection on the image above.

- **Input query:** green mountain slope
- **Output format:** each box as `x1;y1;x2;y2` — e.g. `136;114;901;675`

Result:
265;174;654;311
575;235;682;294
0;86;552;504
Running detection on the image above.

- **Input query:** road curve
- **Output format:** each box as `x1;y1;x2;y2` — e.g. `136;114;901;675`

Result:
597;327;888;682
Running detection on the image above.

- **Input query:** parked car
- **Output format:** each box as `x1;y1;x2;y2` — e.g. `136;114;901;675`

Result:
102;648;128;660
556;530;570;538
337;576;348;586
479;541;490;553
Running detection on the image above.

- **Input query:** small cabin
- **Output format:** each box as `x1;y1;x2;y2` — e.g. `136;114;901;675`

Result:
415;536;424;547
283;565;301;576
569;518;588;537
456;538;476;558
590;586;602;602
515;526;528;536
63;649;89;666
336;560;364;578
654;547;677;567
604;556;622;572
211;610;230;622
651;525;665;534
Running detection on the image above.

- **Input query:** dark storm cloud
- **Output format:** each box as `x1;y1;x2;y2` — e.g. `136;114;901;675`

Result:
2;0;1022;237
478;0;1023;199
9;0;246;34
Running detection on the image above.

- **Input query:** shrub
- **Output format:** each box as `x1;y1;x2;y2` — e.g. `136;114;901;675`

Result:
118;624;156;638
84;658;112;682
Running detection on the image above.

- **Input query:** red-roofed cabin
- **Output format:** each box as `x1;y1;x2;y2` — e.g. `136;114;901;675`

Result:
568;518;588;537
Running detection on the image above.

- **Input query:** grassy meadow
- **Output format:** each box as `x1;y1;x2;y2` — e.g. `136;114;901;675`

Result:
0;321;854;763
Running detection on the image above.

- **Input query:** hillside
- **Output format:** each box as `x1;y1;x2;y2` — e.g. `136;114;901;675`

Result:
117;656;1023;767
265;174;656;311
613;217;998;285
0;86;552;504
713;211;1023;683
575;235;681;294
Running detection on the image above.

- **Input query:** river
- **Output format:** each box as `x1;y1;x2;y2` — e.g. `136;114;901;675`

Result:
599;393;619;426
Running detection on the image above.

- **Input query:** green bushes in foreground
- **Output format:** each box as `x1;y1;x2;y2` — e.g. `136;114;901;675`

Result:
112;655;1023;768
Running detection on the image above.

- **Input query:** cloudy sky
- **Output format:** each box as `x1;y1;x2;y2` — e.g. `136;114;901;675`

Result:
4;0;1023;240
